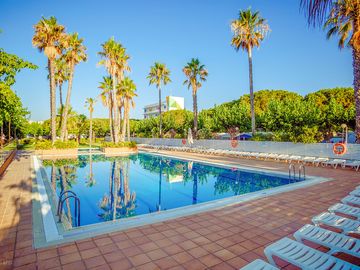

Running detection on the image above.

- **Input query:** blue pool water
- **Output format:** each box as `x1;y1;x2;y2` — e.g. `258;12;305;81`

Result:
42;153;303;227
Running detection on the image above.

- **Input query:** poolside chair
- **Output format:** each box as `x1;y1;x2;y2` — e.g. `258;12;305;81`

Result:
264;237;358;269
276;154;290;161
329;203;360;220
300;156;316;164
324;159;347;169
294;224;360;258
345;161;360;171
313;157;329;167
342;195;360;207
350;189;360;197
287;155;302;163
312;212;360;234
240;259;279;270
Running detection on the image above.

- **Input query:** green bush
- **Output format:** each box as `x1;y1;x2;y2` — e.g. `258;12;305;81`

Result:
34;140;52;150
35;140;78;150
54;141;78;149
101;141;137;148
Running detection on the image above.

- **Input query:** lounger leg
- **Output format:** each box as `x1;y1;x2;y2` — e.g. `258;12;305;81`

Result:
263;249;276;266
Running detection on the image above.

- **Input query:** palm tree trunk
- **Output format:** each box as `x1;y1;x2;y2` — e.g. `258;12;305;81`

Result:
158;87;162;138
192;88;198;139
108;96;114;142
121;101;127;141
248;46;256;135
49;59;57;144
59;83;63;108
60;62;74;142
111;72;119;143
8;120;10;142
353;48;360;143
89;110;93;148
127;107;130;141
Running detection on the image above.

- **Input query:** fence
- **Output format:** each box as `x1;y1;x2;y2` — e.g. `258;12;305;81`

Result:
132;138;360;160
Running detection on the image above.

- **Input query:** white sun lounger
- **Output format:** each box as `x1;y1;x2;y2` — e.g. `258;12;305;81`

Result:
350;189;360;197
240;259;279;270
276;154;289;161
312;212;360;234
264;237;358;269
329;203;360;220
345;160;360;171
313;157;329;166
294;224;360;258
300;156;316;163
287;155;302;163
342;195;360;207
324;159;347;169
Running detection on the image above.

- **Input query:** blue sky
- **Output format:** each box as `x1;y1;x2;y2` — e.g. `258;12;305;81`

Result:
0;0;352;121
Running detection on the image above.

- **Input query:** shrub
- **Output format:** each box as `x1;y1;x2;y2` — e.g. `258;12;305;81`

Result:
35;140;78;150
101;141;137;148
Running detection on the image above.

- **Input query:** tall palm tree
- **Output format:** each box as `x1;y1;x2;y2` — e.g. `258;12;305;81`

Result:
53;57;69;108
98;37;125;143
60;33;87;141
118;77;137;141
183;58;208;138
147;62;171;138
231;8;270;135
32;16;66;144
301;0;360;141
85;97;96;148
99;76;115;141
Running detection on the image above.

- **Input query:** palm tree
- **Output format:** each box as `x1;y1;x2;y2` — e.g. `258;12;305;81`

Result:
183;58;208;138
147;62;171;138
231;8;270;135
85;98;96;148
118;77;137;141
98;37;125;143
301;0;360;141
99;76;114;141
32;16;66;144
53;57;69;108
60;33;87;141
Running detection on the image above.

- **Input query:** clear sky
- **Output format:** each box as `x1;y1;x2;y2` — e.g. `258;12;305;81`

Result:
0;0;353;121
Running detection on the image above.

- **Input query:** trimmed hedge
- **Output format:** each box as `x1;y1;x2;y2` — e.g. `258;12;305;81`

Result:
35;140;79;150
101;141;137;148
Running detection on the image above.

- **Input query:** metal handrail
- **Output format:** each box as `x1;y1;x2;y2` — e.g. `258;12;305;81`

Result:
57;190;77;216
57;193;80;227
288;163;296;179
299;164;306;179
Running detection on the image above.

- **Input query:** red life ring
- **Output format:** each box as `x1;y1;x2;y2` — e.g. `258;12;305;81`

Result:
231;139;238;148
181;139;186;145
333;143;347;155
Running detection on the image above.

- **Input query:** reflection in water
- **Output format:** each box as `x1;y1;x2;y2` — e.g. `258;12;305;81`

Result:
99;158;136;221
42;154;300;227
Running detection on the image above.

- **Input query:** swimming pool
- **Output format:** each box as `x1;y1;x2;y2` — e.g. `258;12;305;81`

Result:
40;152;306;228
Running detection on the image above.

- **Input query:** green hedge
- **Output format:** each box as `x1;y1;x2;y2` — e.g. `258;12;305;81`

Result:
101;141;137;148
35;140;79;150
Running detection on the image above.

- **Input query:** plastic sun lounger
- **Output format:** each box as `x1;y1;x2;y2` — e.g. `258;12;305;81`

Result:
264;237;358;269
342;195;360;207
294;224;360;258
345;161;360;171
300;156;316;163
312;212;360;234
350;189;360;197
276;154;289;161
240;259;279;270
313;157;329;166
329;203;360;220
324;159;347;169
287;155;302;163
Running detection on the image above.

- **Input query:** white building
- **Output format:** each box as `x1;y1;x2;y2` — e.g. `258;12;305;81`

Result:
144;96;184;119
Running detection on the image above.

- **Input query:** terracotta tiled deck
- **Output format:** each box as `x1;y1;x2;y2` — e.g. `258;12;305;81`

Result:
0;150;359;270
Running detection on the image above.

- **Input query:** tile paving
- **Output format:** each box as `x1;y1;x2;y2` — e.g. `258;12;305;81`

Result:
0;150;359;269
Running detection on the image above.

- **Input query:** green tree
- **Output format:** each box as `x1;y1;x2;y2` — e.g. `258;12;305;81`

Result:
301;0;360;141
231;8;270;135
32;16;66;144
60;33;87;141
147;62;171;138
85;98;96;147
99;76;114;140
183;58;208;138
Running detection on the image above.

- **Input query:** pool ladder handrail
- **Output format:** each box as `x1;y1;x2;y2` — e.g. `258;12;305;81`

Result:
289;163;306;180
57;190;80;226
